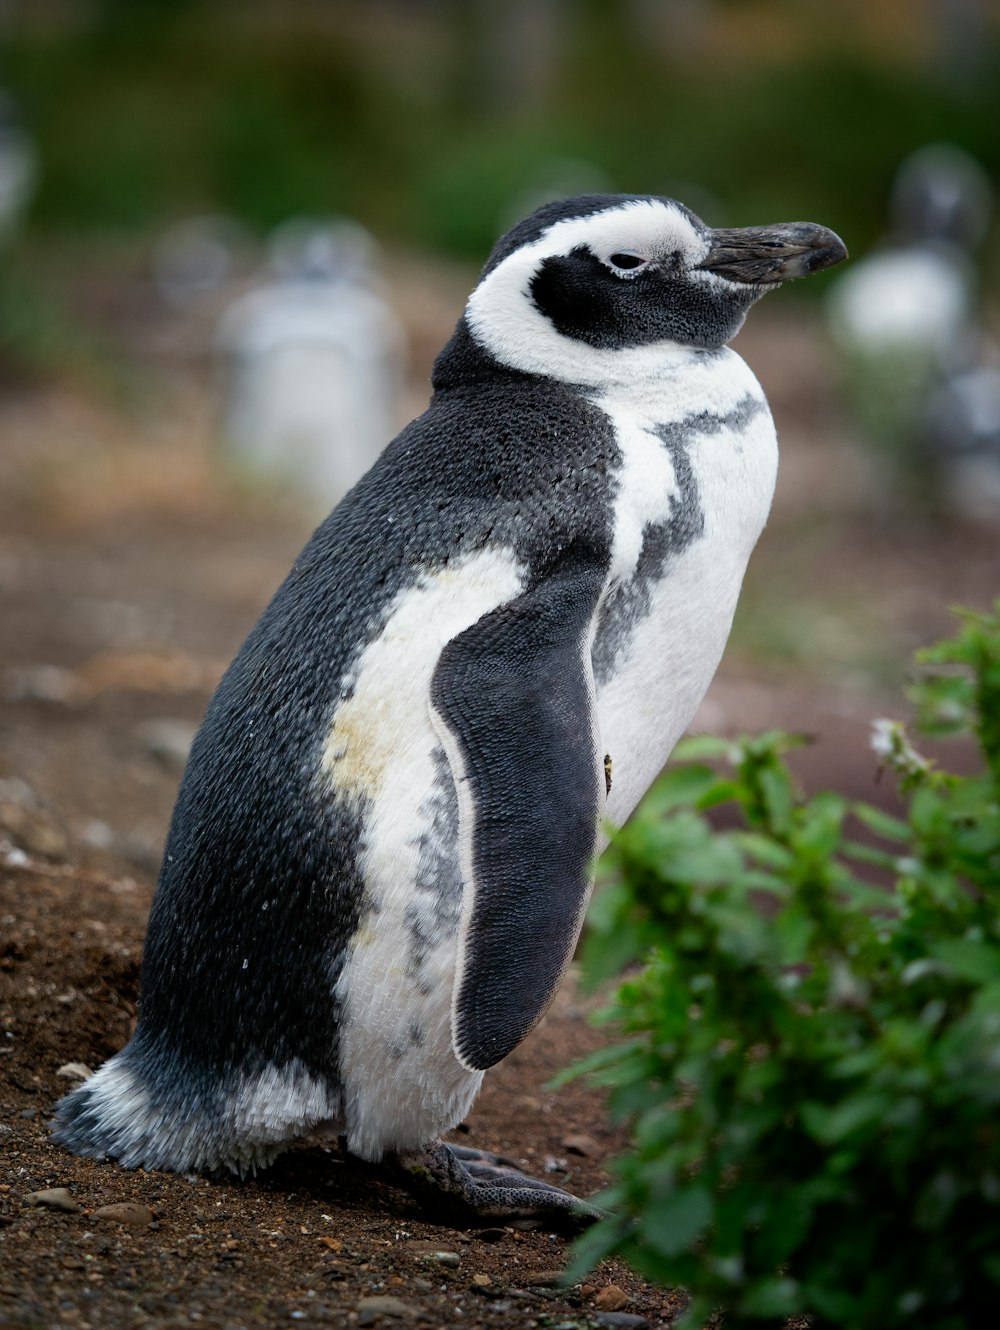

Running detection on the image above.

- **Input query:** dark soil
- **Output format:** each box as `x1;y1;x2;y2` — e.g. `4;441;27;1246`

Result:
1;856;678;1330
1;276;997;1329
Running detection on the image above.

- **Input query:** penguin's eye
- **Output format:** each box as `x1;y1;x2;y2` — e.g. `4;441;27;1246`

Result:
607;251;648;273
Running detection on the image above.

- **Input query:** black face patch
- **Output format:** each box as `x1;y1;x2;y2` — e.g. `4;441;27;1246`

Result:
529;245;762;351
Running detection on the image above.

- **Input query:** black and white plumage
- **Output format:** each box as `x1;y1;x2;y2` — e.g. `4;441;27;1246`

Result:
53;194;846;1219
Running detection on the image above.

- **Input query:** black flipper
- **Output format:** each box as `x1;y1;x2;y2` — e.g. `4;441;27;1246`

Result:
430;549;606;1073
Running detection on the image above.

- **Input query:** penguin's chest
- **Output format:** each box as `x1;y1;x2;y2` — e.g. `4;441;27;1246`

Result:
590;355;779;826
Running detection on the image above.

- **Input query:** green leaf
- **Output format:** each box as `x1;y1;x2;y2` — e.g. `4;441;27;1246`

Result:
932;938;1000;984
730;831;795;870
671;734;736;763
640;1185;714;1258
695;779;743;810
641;763;720;814
549;1037;646;1088
914;1169;959;1227
758;764;795;834
579;918;646;984
658;835;745;887
981;1250;1000;1286
909;784;947;835
800;1094;890;1144
668;1293;715;1330
793;791;846;858
851;801;911;842
562;1207;632;1281
841;838;902;871
738;1276;802;1318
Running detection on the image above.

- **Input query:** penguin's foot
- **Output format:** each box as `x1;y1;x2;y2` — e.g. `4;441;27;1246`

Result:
386;1140;603;1229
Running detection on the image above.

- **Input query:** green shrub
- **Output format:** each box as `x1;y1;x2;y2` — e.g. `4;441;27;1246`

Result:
569;602;1000;1329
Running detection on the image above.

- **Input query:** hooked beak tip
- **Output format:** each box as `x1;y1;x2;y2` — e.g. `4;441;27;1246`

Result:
699;222;848;285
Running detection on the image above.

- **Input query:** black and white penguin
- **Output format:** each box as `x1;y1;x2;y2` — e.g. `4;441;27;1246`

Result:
52;194;846;1221
825;144;991;512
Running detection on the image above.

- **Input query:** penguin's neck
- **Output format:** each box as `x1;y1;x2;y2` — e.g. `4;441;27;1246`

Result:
432;315;734;402
588;343;766;425
432;318;541;392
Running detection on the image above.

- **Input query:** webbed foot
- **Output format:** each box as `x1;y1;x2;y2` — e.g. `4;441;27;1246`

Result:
386;1139;603;1229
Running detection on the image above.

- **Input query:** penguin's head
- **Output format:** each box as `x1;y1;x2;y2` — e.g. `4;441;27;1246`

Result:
462;194;847;387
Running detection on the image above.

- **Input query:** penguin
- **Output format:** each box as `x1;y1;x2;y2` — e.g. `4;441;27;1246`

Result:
52;194;846;1222
215;217;406;512
825;144;991;513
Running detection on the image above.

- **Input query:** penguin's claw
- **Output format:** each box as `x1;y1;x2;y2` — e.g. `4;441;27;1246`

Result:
386;1140;604;1230
444;1142;522;1171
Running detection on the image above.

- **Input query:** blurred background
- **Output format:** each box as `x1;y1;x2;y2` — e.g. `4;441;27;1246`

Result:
1;0;999;875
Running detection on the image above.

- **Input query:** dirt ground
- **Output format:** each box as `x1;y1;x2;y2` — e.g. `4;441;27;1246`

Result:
1;855;672;1330
1;257;997;1329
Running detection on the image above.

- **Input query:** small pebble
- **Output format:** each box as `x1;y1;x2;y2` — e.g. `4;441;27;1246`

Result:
592;1285;630;1312
56;1062;93;1081
593;1314;650;1330
414;1249;460;1267
411;1278;433;1293
92;1202;155;1227
139;719;198;773
522;1269;565;1287
471;1273;492;1287
78;819;115;851
356;1294;415;1322
562;1133;599;1157
25;1188;79;1213
3;665;79;704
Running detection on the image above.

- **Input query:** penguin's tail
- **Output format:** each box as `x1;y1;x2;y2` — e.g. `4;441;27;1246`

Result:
51;1041;345;1176
51;1042;215;1173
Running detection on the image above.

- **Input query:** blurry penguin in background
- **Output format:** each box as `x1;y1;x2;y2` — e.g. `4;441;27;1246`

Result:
216;218;406;513
54;194;846;1223
0;89;38;243
925;360;1000;523
827;143;996;517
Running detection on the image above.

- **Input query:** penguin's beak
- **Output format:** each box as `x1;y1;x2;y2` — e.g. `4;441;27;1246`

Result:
696;222;848;285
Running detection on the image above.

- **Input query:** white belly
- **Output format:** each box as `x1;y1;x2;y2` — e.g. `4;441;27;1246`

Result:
326;548;524;1160
592;349;779;827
